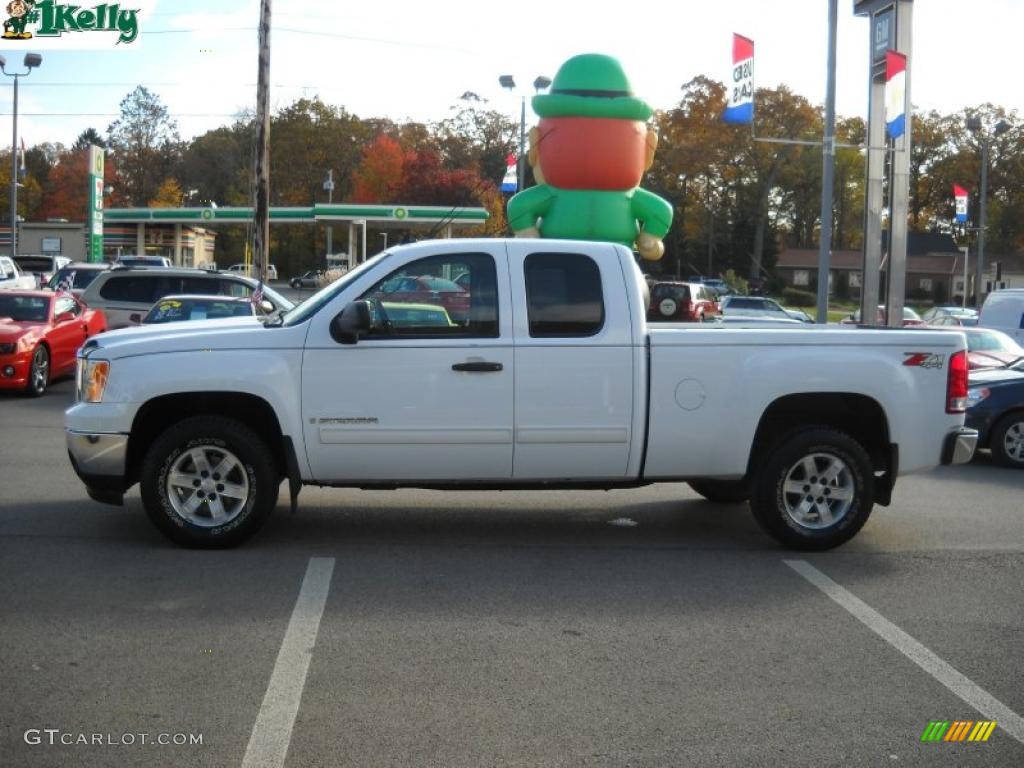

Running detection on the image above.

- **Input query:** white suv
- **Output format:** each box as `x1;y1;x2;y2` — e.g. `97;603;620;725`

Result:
227;263;278;280
77;266;294;329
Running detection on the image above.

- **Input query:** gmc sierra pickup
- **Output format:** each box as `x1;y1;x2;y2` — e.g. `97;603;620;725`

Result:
66;239;977;549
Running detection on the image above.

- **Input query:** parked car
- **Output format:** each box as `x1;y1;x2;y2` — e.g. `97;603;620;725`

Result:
227;263;279;281
44;262;112;297
966;361;1024;467
919;326;1024;370
115;255;173;268
142;295;260;325
0;256;38;290
0;290;107;396
720;295;813;323
76;266;294;329
979;288;1024;344
13;255;71;287
378;302;456;329
921;306;978;326
368;275;470;322
841;305;924;326
66;238;974;550
648;281;719;322
290;270;322;290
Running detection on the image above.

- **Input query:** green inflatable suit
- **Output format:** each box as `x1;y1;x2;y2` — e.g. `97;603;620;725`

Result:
507;54;673;261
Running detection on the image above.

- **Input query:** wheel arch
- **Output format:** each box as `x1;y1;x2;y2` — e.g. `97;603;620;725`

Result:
126;392;289;489
747;392;896;505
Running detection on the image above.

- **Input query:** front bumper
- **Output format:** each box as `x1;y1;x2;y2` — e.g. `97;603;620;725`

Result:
941;427;978;465
66;429;129;505
0;352;31;389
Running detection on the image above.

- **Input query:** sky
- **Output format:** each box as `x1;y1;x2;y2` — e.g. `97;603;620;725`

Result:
1;0;1021;150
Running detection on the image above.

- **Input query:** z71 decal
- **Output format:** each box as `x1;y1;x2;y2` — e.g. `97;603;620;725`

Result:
903;352;945;369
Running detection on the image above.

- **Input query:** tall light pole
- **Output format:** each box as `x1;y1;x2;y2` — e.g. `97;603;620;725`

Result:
0;53;42;258
323;169;334;261
967;116;1010;306
498;74;551;193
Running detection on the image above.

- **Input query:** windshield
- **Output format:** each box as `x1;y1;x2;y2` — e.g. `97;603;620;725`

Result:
144;298;255;323
969;329;1024;353
280;253;389;327
0;294;49;322
14;257;55;272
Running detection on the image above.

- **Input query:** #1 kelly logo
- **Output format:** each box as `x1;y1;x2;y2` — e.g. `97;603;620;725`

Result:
3;1;140;44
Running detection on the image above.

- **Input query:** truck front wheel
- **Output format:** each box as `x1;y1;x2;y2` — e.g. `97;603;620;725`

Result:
140;416;279;548
750;427;874;550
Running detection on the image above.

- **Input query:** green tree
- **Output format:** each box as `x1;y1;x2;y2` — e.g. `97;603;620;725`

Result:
107;86;181;205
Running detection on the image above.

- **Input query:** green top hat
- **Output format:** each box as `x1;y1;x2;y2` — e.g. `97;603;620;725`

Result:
533;53;652;121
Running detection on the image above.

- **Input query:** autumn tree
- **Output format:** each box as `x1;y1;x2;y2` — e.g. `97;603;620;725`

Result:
149;178;184;207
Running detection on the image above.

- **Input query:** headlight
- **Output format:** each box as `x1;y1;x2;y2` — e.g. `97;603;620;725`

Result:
77;358;110;403
966;387;990;407
0;342;15;354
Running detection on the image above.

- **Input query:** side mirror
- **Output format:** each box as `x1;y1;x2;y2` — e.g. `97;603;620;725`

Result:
329;300;371;344
259;299;275;315
129;313;142;324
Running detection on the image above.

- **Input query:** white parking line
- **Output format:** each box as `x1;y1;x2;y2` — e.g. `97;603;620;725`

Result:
785;559;1024;744
242;557;336;768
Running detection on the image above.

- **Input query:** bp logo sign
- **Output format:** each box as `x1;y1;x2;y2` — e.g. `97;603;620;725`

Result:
393;207;407;220
201;208;214;221
2;1;141;44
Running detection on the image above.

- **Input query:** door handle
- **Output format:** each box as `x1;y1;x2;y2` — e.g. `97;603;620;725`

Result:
451;361;503;372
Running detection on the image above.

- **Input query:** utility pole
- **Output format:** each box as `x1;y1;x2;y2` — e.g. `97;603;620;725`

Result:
252;0;272;285
815;0;838;323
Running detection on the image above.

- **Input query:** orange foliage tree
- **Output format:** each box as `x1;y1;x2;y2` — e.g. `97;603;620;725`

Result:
37;149;122;221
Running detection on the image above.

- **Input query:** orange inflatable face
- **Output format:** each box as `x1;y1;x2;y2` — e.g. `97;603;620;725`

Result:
535;116;648;190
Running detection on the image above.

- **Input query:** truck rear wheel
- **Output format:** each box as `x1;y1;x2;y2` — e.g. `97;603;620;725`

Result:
688;478;749;503
990;411;1024;468
140;416;279;548
750;427;874;550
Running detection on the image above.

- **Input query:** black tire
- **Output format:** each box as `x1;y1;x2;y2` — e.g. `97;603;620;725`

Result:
989;411;1024;469
24;345;49;397
688;478;749;503
750;426;874;550
140;416;280;547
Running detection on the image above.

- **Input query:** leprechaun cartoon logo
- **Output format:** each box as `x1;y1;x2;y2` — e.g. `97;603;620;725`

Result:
507;53;673;261
3;0;36;39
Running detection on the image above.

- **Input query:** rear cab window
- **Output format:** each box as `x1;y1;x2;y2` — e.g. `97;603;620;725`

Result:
523;252;605;337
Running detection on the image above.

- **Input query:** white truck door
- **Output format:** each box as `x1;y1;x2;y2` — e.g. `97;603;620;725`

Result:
507;242;636;480
301;245;515;482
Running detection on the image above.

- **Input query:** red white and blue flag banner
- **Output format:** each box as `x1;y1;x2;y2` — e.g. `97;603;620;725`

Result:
885;51;907;139
723;34;754;124
953;184;969;223
500;154;517;193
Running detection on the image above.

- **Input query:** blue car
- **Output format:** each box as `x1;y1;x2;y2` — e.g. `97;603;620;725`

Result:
966;361;1024;468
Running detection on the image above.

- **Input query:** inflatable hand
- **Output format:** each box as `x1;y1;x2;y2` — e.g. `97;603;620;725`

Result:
636;232;664;262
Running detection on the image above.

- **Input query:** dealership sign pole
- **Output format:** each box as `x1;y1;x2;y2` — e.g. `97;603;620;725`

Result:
87;144;104;263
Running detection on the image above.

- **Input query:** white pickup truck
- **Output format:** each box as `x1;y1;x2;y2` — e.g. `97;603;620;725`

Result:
0;255;38;290
66;239;977;550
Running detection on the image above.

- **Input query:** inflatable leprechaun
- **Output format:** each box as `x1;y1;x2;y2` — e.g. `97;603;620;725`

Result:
506;53;673;261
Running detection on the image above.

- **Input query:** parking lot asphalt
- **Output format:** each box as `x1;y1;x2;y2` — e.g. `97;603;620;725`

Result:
1;381;1022;767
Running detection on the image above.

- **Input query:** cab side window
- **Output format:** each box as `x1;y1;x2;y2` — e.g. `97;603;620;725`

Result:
359;252;497;338
524;252;604;337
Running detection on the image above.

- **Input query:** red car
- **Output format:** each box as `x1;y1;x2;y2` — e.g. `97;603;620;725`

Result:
370;275;470;322
648;281;720;322
0;291;107;396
